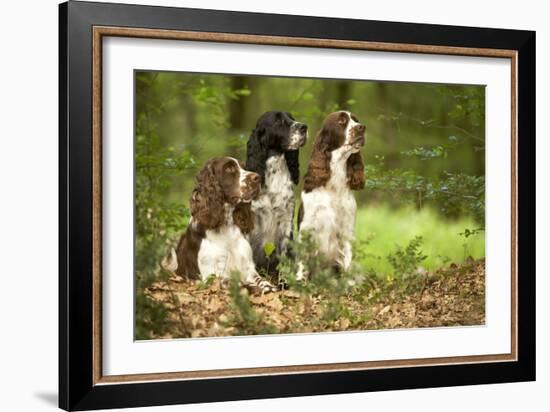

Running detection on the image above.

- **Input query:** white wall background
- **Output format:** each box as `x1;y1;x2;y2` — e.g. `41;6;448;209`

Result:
0;0;546;411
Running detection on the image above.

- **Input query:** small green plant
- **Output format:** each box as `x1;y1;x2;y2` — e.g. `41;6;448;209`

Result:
458;227;485;260
196;274;217;290
278;232;369;329
135;292;170;340
381;236;430;297
263;242;276;258
459;227;485;239
225;271;277;335
387;236;428;276
436;254;452;266
258;241;277;278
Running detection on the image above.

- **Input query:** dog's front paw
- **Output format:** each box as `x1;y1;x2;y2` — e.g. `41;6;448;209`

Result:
246;274;277;294
258;279;277;293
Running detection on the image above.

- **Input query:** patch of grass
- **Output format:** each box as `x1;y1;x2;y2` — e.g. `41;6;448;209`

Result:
354;205;484;274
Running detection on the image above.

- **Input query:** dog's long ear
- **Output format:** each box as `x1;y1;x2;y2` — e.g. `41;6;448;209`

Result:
232;202;254;234
284;150;300;185
303;131;332;192
245;127;267;185
189;161;225;229
346;152;365;190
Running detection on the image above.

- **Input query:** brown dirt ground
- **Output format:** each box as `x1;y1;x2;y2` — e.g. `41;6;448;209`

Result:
143;258;485;339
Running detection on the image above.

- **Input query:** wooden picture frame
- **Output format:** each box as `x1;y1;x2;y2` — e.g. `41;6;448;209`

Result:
59;1;535;410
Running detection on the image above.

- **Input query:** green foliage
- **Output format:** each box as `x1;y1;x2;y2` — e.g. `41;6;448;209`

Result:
135;75;195;339
365;155;485;225
276;232;432;328
401;145;448;159
279;232;350;293
196;274;217;290
134;72;260;339
135;291;170;340
181;78;251;128
460;227;485;239
278;232;367;324
225;271;277;335
441;85;485;128
354;206;485;274
263;242;276;258
387;236;428;276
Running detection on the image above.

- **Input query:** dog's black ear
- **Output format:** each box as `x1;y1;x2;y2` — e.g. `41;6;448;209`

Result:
284;150;300;185
245;128;267;185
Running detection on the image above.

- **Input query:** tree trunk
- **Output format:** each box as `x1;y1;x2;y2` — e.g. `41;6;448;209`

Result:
336;80;351;110
228;76;248;131
376;83;399;168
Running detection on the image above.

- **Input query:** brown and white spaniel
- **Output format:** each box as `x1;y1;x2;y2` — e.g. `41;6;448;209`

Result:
162;157;276;292
297;111;366;276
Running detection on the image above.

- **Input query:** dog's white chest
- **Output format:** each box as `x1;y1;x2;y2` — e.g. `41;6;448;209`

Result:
264;155;293;197
300;150;357;260
251;155;295;243
197;225;252;280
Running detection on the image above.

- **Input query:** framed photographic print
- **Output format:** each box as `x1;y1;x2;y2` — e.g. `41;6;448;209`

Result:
59;1;535;410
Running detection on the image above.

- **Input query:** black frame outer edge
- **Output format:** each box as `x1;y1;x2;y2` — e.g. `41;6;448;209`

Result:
517;31;536;382
59;2;69;411
59;1;536;410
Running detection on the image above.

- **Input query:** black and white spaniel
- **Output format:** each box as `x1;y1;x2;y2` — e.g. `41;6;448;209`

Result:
297;111;366;276
162;157;276;292
245;111;308;276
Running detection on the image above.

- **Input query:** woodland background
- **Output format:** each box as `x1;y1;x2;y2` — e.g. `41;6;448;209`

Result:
135;71;486;339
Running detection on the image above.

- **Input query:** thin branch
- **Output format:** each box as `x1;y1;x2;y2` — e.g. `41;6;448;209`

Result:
288;81;316;111
375;109;485;143
401;114;485;143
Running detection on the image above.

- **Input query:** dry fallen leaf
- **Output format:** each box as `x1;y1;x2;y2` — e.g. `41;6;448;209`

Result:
206;298;223;313
282;290;301;299
265;296;283;311
339;318;350;329
378;305;391;316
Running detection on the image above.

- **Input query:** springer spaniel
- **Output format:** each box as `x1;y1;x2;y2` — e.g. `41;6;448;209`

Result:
297;111;366;277
162;157;276;292
245;111;308;276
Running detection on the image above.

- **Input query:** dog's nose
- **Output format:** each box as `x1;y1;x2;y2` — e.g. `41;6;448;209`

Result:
356;124;366;133
298;123;308;133
250;173;261;184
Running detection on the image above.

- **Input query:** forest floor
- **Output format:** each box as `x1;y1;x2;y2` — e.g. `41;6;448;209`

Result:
143;258;485;339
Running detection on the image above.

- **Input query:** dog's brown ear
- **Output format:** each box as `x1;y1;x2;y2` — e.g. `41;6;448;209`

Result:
346;152;365;190
303;148;331;192
303;138;331;192
189;161;225;229
232;202;254;234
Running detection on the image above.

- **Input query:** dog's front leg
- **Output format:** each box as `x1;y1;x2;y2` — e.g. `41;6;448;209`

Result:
338;240;353;272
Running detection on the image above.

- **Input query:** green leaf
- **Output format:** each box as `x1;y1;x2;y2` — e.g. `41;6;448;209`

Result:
234;88;251;96
263;242;276;258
